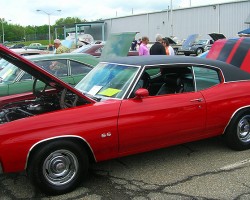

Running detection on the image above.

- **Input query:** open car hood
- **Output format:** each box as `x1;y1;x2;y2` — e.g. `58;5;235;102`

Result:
165;37;177;45
207;37;250;73
209;33;226;41
182;34;199;48
0;45;95;103
100;32;137;60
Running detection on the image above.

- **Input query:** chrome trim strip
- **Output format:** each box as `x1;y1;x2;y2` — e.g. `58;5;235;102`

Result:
126;66;146;98
25;135;96;170
224;80;250;84
223;105;250;135
191;66;197;91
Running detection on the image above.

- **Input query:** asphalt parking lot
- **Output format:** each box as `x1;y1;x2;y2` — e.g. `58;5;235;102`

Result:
0;136;250;200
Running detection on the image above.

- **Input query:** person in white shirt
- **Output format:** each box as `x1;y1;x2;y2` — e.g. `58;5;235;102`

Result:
162;38;175;56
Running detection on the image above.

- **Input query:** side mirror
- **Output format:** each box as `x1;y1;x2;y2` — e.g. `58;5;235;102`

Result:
134;88;149;99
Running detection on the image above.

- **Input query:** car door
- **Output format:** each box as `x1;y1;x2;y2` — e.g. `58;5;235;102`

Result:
118;92;206;154
118;65;206;154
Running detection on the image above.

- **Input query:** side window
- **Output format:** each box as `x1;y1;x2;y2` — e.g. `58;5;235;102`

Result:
193;66;220;91
70;60;92;75
154;66;195;96
146;68;160;77
19;72;32;81
35;60;52;70
131;66;195;98
35;60;68;77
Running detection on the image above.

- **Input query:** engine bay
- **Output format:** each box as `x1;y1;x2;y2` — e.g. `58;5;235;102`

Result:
0;94;59;124
0;86;88;124
0;49;91;125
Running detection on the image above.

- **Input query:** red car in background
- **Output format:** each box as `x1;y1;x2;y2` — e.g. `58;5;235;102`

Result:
72;43;138;57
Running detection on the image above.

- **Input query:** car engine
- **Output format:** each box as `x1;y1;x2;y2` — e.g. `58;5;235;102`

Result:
0;88;87;124
0;95;60;124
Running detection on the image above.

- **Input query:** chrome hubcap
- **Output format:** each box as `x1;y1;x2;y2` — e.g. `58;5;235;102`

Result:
197;49;202;55
43;150;78;186
237;116;250;143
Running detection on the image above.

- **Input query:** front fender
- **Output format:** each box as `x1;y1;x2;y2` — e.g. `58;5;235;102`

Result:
0;100;121;173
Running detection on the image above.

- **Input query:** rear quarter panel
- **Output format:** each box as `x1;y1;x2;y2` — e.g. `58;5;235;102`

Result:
201;81;250;136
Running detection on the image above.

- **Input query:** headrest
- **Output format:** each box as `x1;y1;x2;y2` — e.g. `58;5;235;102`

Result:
141;72;150;81
164;76;181;86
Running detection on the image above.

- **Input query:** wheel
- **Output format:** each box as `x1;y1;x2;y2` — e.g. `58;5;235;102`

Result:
224;110;250;150
27;140;89;195
184;53;190;56
174;48;178;55
196;48;203;56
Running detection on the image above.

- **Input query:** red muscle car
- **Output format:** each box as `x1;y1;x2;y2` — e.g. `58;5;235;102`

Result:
0;42;250;195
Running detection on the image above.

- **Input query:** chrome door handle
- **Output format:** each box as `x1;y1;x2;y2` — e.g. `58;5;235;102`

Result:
190;98;203;102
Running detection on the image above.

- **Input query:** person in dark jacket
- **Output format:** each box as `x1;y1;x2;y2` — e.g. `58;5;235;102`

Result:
150;34;166;55
131;39;138;51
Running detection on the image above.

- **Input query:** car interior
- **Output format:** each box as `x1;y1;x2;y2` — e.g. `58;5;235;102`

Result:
142;66;195;96
131;64;221;98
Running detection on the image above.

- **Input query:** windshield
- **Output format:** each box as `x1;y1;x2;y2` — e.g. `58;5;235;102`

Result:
0;61;21;83
75;63;140;99
0;58;11;70
195;40;208;45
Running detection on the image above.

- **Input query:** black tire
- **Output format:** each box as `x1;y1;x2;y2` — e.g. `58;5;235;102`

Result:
184;53;190;56
196;48;203;56
27;140;89;195
174;48;178;55
224;109;250;150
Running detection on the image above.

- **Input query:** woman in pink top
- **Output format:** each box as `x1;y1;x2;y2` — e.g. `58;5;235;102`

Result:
139;36;149;56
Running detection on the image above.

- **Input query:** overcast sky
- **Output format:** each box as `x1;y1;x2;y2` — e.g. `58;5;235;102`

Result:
1;0;236;26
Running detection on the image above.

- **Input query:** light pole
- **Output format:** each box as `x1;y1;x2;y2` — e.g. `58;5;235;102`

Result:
1;18;4;43
0;18;11;43
170;0;173;37
36;9;61;44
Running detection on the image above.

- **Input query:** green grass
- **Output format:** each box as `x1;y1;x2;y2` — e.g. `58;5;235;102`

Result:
7;40;49;46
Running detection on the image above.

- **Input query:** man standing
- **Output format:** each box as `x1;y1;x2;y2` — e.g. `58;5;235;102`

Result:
149;34;166;55
131;38;138;51
54;39;70;54
139;36;149;56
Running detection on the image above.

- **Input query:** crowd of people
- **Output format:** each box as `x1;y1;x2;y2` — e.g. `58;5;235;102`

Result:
53;33;175;56
131;34;175;56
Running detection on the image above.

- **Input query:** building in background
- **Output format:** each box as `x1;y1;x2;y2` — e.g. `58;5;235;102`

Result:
57;0;249;44
104;0;250;41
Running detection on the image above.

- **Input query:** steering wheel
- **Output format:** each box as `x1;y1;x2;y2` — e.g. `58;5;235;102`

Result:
33;78;48;97
60;88;79;109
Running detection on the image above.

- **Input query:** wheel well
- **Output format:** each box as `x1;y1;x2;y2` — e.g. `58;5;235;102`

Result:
26;137;96;171
224;107;250;134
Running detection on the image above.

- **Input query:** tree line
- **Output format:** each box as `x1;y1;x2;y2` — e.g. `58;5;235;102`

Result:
1;17;87;44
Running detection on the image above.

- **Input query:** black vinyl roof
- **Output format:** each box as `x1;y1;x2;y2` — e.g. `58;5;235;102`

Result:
101;55;250;82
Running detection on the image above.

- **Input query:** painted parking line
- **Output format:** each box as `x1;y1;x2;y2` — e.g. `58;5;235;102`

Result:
220;158;250;170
